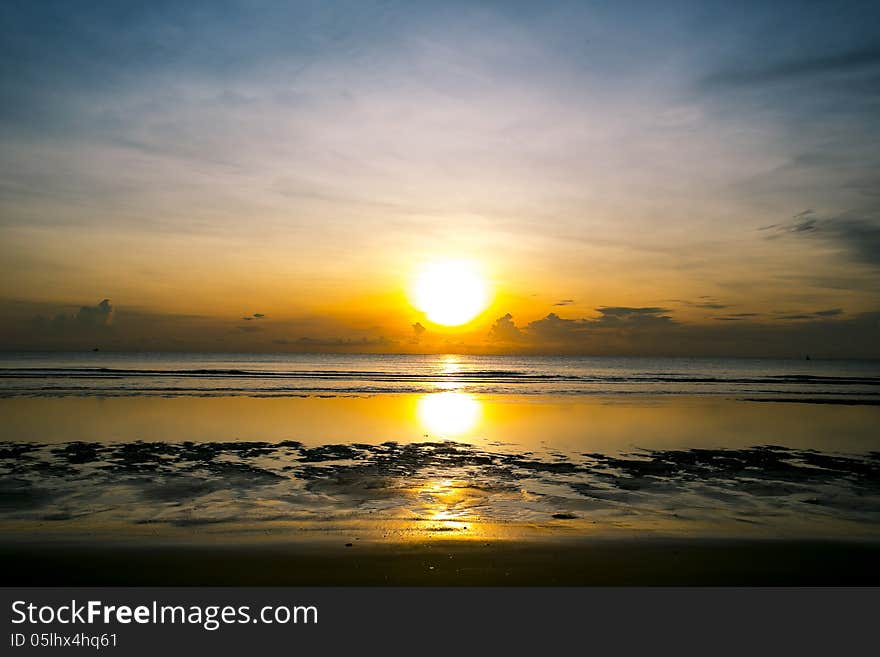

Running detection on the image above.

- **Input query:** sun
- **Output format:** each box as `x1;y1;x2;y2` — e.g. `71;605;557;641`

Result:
410;260;490;326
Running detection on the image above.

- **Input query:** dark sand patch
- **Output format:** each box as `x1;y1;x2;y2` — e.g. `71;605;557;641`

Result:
2;440;879;533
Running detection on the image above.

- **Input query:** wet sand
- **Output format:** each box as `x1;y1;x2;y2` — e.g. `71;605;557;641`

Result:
0;434;880;544
3;438;879;541
2;394;879;585
3;538;878;586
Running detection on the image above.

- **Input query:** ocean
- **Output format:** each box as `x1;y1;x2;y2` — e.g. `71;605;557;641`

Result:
1;352;878;399
1;352;879;550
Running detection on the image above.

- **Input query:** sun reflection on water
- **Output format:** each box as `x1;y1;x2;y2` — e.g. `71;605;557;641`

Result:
440;355;462;375
412;478;481;535
416;391;481;437
432;355;464;390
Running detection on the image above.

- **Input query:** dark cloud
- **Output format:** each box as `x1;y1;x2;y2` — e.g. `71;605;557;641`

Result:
767;211;880;268
671;297;729;310
410;322;426;344
5;296;879;357
269;336;398;352
290;336;396;349
526;313;590;340
488;313;523;342
482;307;880;357
712;312;761;321
241;313;266;321
74;299;114;327
590;307;676;328
31;299;114;334
553;299;575;306
5;298;410;352
774;308;845;321
523;307;676;344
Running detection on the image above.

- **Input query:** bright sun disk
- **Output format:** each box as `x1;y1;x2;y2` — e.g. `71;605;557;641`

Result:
411;261;489;326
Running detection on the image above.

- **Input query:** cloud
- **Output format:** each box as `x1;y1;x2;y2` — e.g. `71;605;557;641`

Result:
484;307;880;357
75;298;114;327
286;336;397;350
31;298;114;334
523;307;676;344
242;313;266;321
410;321;426;344
712;312;761;321
0;3;878;361
702;46;880;89
590;307;676;328
766;211;880;268
525;313;590;340
673;297;729;310
772;308;845;321
488;313;523;342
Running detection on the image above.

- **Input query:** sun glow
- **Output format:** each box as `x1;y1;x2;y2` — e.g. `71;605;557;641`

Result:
417;392;482;436
410;260;489;326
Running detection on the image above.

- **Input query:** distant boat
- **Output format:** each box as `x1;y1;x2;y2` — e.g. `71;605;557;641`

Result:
805;354;811;360
92;347;100;352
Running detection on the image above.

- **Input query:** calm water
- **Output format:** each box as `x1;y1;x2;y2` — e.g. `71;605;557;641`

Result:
2;352;879;542
1;352;878;399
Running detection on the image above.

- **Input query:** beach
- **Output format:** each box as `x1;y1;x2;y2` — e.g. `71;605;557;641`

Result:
1;353;879;585
4;7;879;652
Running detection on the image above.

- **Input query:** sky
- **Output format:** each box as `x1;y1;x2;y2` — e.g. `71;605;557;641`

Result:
1;0;878;356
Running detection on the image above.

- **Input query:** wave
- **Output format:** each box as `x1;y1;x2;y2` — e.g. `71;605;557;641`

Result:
1;360;878;400
1;366;879;385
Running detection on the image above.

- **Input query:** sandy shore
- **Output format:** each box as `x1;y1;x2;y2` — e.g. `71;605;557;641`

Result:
3;394;878;585
3;538;879;586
